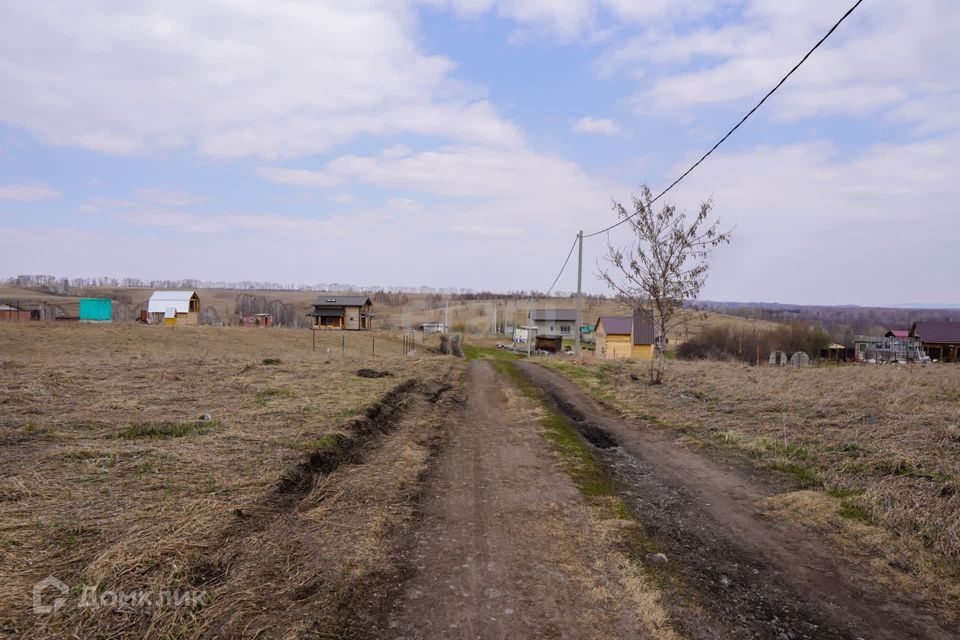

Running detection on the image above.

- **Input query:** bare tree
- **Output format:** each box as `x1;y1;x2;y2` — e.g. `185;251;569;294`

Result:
600;185;731;384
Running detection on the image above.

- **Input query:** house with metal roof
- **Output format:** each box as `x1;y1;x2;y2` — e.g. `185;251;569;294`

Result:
528;308;577;337
911;321;960;362
147;291;200;325
594;311;655;360
307;295;373;330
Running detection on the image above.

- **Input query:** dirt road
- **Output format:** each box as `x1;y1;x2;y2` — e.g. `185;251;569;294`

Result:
385;360;661;639
516;361;957;640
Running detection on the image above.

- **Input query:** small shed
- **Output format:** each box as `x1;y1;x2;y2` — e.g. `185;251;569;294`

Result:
535;334;563;353
147;291;200;325
241;313;273;328
0;303;34;321
79;298;112;322
819;343;853;362
419;322;446;334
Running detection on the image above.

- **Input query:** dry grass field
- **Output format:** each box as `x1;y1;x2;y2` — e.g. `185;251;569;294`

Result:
0;322;459;638
543;358;960;615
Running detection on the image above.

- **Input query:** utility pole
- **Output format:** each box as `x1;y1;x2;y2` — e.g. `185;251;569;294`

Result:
444;299;449;333
575;230;583;358
527;297;533;357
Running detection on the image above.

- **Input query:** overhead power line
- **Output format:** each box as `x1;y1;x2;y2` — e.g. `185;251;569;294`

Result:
545;235;579;295
582;0;865;239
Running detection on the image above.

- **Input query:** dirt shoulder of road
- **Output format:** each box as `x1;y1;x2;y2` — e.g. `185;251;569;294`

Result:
518;360;959;640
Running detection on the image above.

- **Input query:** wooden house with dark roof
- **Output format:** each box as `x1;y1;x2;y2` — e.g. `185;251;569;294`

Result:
307;295;373;330
594;310;655;360
911;321;960;362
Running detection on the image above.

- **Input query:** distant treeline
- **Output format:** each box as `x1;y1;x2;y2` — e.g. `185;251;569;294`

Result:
4;274;475;295
678;323;832;363
690;301;960;345
4;275;617;302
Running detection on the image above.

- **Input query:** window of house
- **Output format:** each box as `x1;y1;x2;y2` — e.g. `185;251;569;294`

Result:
560;325;570;333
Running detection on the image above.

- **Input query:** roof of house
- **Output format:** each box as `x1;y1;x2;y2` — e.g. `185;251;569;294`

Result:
310;295;372;307
596;316;632;335
632;315;655;345
147;291;198;314
530;308;577;322
596;314;655;345
912;321;960;343
886;329;909;338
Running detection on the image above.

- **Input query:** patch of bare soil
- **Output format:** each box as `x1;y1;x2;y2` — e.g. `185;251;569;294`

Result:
518;361;958;640
382;360;667;639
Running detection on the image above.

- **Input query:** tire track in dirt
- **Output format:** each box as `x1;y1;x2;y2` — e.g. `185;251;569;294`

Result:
518;361;958;640
383;360;663;640
85;369;460;640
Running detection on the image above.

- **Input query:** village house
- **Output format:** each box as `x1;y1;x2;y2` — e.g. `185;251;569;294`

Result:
528;309;577;337
594;311;655;360
307;295;373;330
911;321;960;362
147;291;200;325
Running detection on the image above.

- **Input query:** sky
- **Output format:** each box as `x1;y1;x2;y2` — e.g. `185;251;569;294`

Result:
0;0;957;305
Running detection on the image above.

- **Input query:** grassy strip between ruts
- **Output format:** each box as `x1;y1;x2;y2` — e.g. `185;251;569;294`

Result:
490;359;694;604
462;343;521;362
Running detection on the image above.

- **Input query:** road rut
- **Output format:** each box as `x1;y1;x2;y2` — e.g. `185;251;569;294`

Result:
385;360;658;639
517;361;957;640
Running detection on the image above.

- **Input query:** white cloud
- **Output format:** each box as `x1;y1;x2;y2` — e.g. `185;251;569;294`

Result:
136;188;209;207
0;2;523;159
656;134;960;304
260;144;620;204
432;0;715;40
255;167;342;189
572;116;620;135
0;183;60;202
602;0;960;131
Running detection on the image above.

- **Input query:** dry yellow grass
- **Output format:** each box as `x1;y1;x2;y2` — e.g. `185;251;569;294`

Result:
0;322;455;637
543;358;960;613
